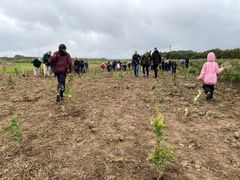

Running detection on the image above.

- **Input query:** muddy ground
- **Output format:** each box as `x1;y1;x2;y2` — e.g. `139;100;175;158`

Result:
0;69;239;180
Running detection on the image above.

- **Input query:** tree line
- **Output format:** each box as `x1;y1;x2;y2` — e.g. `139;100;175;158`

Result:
161;48;240;59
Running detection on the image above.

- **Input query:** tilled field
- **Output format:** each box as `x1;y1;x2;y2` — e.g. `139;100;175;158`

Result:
0;69;239;180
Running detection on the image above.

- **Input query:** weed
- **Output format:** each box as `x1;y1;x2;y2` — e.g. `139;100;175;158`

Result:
4;116;23;143
152;82;158;95
7;75;16;89
118;71;125;79
173;74;177;86
14;68;19;75
65;74;74;97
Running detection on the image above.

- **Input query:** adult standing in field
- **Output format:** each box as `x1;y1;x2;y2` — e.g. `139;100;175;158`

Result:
141;51;151;77
31;58;42;76
42;51;52;77
47;44;72;102
185;57;189;68
132;50;141;77
85;61;89;72
151;47;161;78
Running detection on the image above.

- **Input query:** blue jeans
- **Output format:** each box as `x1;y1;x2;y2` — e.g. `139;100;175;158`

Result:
133;64;139;77
55;73;66;97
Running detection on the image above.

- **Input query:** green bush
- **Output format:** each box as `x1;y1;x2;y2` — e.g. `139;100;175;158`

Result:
219;61;240;82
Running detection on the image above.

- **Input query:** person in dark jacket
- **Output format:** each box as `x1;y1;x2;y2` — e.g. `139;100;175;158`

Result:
171;61;177;75
85;61;89;72
151;47;161;78
79;60;85;74
141;51;151;77
47;44;72;102
31;58;42;76
132;50;141;77
42;51;52;77
73;58;80;74
185;57;189;68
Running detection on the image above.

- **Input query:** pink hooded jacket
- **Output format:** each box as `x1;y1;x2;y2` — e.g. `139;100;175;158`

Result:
197;52;224;85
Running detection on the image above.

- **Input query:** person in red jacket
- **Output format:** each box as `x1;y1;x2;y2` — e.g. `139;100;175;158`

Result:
47;44;72;102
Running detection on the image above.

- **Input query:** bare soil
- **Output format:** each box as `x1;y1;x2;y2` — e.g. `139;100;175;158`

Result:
0;69;239;180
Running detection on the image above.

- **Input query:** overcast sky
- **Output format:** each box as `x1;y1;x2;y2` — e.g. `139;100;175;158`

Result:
0;0;240;58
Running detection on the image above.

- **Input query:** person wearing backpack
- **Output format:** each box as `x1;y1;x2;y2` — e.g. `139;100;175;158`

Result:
47;44;72;102
42;51;52;77
31;58;42;76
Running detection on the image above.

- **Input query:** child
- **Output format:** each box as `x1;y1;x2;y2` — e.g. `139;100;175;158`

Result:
197;52;224;100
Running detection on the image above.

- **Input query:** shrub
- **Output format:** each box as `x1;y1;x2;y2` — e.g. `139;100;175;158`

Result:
148;112;174;179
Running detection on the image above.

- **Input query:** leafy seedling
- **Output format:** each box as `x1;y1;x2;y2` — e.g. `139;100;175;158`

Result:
4;117;23;143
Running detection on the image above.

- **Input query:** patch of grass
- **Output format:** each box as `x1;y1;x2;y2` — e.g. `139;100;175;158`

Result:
0;63;32;74
219;61;240;82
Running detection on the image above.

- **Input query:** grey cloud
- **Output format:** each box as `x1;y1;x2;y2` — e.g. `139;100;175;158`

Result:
0;0;240;58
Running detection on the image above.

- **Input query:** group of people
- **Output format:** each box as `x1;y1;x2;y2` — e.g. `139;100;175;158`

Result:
31;44;72;102
180;58;190;68
31;51;53;77
73;58;88;75
32;44;225;102
131;48;178;78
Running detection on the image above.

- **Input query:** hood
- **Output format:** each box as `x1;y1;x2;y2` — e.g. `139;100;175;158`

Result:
207;52;216;62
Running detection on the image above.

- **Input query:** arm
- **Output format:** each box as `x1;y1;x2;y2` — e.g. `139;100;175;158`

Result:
216;63;224;74
197;63;206;80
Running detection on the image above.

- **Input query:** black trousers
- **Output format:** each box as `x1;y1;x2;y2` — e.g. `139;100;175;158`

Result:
55;73;66;97
153;64;158;78
203;84;214;99
142;65;149;76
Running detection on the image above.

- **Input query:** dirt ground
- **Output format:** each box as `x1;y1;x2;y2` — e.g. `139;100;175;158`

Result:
0;68;239;180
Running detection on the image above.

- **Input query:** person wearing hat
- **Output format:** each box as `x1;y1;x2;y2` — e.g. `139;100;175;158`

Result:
42;51;52;77
151;47;161;78
47;44;72;102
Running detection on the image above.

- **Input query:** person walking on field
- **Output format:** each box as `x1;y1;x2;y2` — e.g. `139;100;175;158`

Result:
132;50;141;77
197;52;224;100
42;51;52;77
151;47;161;78
171;61;177;75
47;44;72;102
185;57;189;68
31;58;42;76
141;51;151;77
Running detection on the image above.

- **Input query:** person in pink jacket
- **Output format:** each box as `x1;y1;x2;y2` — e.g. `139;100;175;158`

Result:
197;52;225;100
